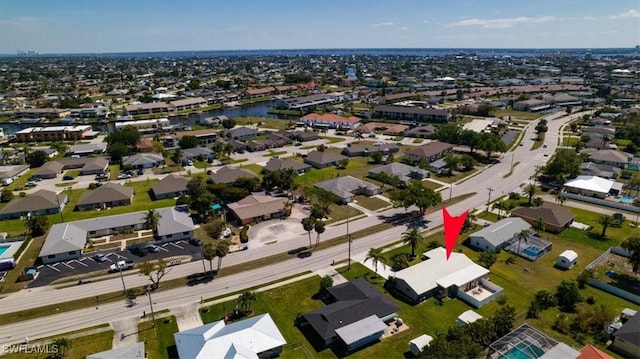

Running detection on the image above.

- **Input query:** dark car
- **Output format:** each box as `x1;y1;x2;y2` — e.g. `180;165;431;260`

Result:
145;244;160;253
297;251;312;258
288;246;308;255
62;175;75;181
188;238;203;246
129;244;149;256
92;253;107;262
137;168;144;175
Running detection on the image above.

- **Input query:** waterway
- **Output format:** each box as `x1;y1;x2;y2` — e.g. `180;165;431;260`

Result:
0;100;296;135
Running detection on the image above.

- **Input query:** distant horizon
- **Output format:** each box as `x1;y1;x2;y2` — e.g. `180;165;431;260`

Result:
1;46;638;57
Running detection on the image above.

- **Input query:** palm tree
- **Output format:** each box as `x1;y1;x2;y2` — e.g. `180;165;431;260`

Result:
215;240;230;273
202;242;215;275
555;192;567;206
237;290;257;313
598;214;614;237
443;153;459;176
171;148;183;169
364;247;386;277
314;220;325;248
516;229;530;254
144;209;162;238
525;184;536;206
401;228;424;258
302;217;315;248
52;337;72;358
533;217;546;234
282;200;293;217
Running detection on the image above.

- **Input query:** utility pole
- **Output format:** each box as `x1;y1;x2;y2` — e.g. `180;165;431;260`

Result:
449;183;453;202
487;187;494;212
347;212;351;270
147;285;157;331
118;266;126;294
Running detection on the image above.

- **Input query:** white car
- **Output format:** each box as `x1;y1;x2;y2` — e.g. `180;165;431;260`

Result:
117;174;131;180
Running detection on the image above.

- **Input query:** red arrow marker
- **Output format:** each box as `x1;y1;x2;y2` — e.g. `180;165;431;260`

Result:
442;207;469;260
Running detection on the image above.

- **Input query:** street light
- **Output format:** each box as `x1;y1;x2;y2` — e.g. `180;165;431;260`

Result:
147;284;157;329
118;266;126;294
347;211;351;270
487;187;494;212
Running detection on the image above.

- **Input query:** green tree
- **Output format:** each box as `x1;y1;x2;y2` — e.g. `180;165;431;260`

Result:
598;214;614;237
222;119;236;129
191;192;215;220
186;176;207;199
533;290;556;309
314;220;325;248
204;220;225;240
621;236;640;274
25;150;48;168
51;337;72;358
389;179;441;215
525;184;536;206
491;304;516;337
370;151;383;164
338;158;349;169
516;229;530;254
555;280;582;312
171;148;183;167
237;290;257;313
443;153;459;176
202;242;215;275
25;215;49;236
302;217;316;248
137;258;168;289
0;188;13;203
178;135;199;149
391;253;411;271
532;217;546;234
543;149;582;183
478;251;498;269
364;247;386;276
401;228;424;258
107;142;128;163
144;209;161;237
319;275;333;299
215;240;230;272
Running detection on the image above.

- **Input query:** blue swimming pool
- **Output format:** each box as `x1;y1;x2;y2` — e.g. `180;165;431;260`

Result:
500;341;545;359
614;195;635;204
522;246;543;258
0;245;10;257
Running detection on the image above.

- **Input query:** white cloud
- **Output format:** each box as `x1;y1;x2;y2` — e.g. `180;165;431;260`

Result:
400;26;409;31
583;16;596;20
369;22;395;28
423;19;430;23
609;9;640;19
450;16;555;28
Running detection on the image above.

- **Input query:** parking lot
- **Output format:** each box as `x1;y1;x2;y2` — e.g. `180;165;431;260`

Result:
29;239;205;287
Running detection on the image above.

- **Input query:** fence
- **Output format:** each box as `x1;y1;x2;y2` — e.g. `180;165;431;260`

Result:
561;192;640;213
585;247;640;305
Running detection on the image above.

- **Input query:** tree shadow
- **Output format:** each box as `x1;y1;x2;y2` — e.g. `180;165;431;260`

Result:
586;231;610;241
187;272;214;286
377;211;422;226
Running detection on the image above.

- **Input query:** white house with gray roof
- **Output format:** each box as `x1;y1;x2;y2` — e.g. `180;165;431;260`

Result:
368;162;429;185
122;153;164;169
468;217;531;252
314;176;380;203
39;206;195;263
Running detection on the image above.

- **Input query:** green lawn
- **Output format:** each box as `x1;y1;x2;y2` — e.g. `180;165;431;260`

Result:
295;157;378;187
353;195;390;211
493;109;544;121
324;203;364;225
6;168;37;191
2;330;114;359
237;163;264;176
321;136;345;144
138;315;179;359
263;150;288;157
433;169;478;184
421;179;444;190
234;116;290;130
200;276;330;358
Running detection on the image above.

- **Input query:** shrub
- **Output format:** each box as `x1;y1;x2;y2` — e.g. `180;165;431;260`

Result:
240;226;249;243
586;296;596;305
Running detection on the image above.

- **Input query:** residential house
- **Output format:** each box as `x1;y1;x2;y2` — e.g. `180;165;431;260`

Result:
182;147;214;162
115;118;170;133
468;217;532;252
0;164;30;184
404;141;454;164
75;183;134;211
429;158;448;174
299;277;399;351
563;175;622;198
356;122;408;136
228;127;258;141
122;153;164;169
488;324;580;359
209;166;258;184
33;161;64;179
587;149;633;168
0;190;67;220
510;203;576;233
67;143;107;157
227;193;288;225
341;143;399;157
151;174;190;200
304;150;347;169
580;162;621;179
368;163;429;186
13;125;95;142
390;247;503;307
169;97;207;111
86;342;145;359
231;141;247;153
577;344;614;359
275;93;337;110
164;129;219;148
174;313;286;359
612;313;640;358
80;157;110;175
245;141;267;152
314;176;380;203
289;130;319;142
405;125;438;139
512;99;550;112
138;137;154;152
39;206;195;263
300;113;362;129
123;102;171;116
262;158;311;174
373;105;450;122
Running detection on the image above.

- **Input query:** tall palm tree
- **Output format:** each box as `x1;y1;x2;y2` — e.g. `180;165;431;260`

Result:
533;217;546;234
202;242;215;275
401;228;424;258
364;247;386;277
598;214;614;237
555;192;567;206
282;200;293;217
52;337;72;358
302;217;315;248
314;220;325;248
144;209;162;238
237;290;257;313
525;184;536;206
516;229;530;254
443;153;459;176
215;240;230;273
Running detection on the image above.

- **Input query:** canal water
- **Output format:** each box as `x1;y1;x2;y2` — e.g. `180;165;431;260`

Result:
0;100;296;135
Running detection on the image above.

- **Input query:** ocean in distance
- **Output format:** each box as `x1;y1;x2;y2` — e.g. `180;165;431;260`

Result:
1;47;638;58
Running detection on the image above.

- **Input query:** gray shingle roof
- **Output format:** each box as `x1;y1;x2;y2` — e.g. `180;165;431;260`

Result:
151;174;189;197
469;217;531;247
314;176;380;200
0;190;63;215
368;163;429;183
81;157;109;172
263;158;311;172
209;166;257;184
76;183;134;207
122;153;163;167
304;150;347;165
405;141;454;159
227;194;286;220
34;161;64;177
39;223;87;256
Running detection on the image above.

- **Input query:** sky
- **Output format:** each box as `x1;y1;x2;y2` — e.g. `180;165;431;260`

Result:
0;0;639;54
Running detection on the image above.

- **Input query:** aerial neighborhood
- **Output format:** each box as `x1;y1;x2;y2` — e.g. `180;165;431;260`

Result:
0;49;638;359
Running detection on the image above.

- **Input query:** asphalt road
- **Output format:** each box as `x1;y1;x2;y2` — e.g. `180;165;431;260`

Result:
0;111;592;346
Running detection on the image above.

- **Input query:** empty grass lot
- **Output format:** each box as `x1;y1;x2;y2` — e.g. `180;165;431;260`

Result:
2;329;114;359
352;195;389;211
138;316;179;359
323;203;364;225
493;109;544;121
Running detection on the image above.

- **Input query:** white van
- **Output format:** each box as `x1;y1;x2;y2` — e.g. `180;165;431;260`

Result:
2;178;13;186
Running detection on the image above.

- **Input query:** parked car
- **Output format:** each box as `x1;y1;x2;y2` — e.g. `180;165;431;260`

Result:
117;173;131;180
188;238;203;246
92;253;107;262
145;244;160;253
25;181;37;188
297;251;312;258
62;175;75;181
137;168;144;175
95;173;108;180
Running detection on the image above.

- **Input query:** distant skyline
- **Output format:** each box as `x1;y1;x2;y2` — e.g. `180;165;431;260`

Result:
1;0;639;54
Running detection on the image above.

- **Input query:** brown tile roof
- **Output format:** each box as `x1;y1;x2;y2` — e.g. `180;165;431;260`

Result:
405;141;454;158
227;194;286;220
263;158;311;172
151;174;189;197
577;345;614;359
305;150;347;165
510;203;575;228
209;166;258;184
